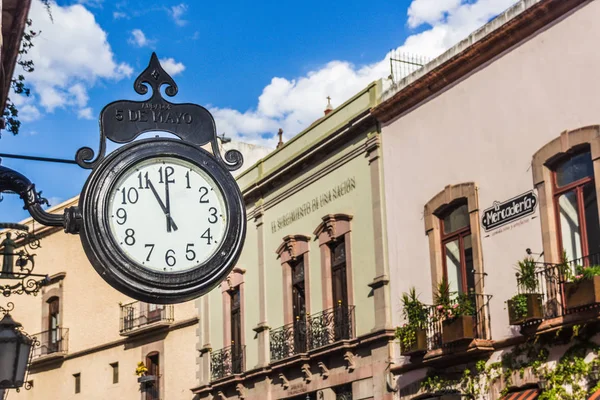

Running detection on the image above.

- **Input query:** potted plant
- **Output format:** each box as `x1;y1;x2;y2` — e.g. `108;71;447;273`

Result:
434;279;475;344
395;287;428;355
563;257;600;310
506;257;543;325
136;361;155;384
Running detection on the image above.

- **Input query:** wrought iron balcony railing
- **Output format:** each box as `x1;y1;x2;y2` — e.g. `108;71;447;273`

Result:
270;305;355;362
210;345;245;381
424;293;492;351
119;301;174;334
31;328;69;359
525;253;600;320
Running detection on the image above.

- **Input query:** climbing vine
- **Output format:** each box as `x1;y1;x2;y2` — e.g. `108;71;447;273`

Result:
419;325;600;400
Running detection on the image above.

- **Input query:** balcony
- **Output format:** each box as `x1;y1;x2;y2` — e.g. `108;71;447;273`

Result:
269;305;355;363
31;328;69;364
210;345;245;381
517;253;600;334
119;301;174;337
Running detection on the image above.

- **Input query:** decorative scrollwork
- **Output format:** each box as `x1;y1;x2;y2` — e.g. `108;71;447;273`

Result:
0;229;48;297
0;301;14;314
210;345;245;381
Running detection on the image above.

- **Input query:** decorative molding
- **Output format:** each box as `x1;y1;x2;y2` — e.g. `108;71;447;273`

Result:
279;372;290;389
199;343;212;355
301;363;312;383
215;391;227;400
235;383;246;399
252;322;270;334
343;351;356;372
317;362;329;378
47;272;66;285
313;214;353;244
275;234;311;262
368;275;390;290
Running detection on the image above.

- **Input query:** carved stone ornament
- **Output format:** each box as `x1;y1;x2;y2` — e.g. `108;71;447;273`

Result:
343;351;356;372
301;363;313;383
279;373;290;389
313;214;353;244
235;383;246;399
214;391;227;400
275;234;310;261
317;361;329;378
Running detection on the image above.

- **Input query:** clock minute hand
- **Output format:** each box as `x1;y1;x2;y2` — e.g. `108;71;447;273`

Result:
147;179;178;232
164;178;178;232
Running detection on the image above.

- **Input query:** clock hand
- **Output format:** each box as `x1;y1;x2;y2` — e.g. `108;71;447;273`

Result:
147;179;178;232
164;177;178;232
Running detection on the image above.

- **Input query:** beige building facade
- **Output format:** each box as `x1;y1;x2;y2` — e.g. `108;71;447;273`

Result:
373;0;600;398
192;82;395;400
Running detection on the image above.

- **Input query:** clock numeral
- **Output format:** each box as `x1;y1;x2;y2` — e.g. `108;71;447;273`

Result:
201;228;213;245
137;172;150;189
121;187;139;205
186;243;196;261
165;249;176;267
199;187;209;203
124;229;136;246
208;207;218;224
144;244;155;261
158;166;175;184
116;208;127;225
185;171;191;189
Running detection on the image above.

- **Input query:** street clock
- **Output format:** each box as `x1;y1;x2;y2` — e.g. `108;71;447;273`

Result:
68;53;246;304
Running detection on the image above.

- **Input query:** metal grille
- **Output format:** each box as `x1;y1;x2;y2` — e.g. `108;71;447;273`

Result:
31;328;69;358
210;345;245;381
269;305;355;362
119;301;174;333
389;50;430;84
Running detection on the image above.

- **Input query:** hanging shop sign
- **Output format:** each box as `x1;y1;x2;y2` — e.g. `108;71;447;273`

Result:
481;190;537;232
67;53;246;304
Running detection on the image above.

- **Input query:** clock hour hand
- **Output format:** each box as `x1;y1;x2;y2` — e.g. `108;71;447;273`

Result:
147;179;178;232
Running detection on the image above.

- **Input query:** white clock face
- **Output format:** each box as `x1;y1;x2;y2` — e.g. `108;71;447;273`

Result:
107;157;227;272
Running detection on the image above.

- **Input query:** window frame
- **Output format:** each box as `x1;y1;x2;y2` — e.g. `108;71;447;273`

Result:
551;148;596;260
439;202;473;294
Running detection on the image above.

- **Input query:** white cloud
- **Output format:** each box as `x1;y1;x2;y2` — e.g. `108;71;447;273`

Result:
21;0;133;114
113;11;127;19
19;105;42;122
77;0;103;7
159;58;185;76
210;0;518;146
128;29;153;48
169;3;188;26
77;107;94;120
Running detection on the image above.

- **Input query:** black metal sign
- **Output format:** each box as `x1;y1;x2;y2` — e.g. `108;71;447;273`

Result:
481;190;538;232
68;53;246;304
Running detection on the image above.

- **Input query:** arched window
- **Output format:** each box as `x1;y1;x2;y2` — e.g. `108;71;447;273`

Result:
551;148;600;262
439;201;474;295
145;352;159;400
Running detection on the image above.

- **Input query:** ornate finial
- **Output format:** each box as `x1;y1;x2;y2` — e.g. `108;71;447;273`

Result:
133;52;178;98
276;128;284;149
324;96;333;115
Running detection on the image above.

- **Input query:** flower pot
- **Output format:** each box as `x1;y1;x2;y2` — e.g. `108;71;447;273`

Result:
137;375;156;384
400;328;427;355
564;276;600;310
442;316;474;344
507;293;543;325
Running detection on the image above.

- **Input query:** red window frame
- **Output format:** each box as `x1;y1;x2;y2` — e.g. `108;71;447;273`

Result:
440;202;472;294
552;150;595;260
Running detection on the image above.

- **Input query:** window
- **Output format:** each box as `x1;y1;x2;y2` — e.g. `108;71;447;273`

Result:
440;202;475;294
110;362;118;384
552;149;600;262
73;373;80;394
145;353;159;400
147;303;165;323
330;240;350;340
48;297;60;353
230;287;242;374
291;258;307;352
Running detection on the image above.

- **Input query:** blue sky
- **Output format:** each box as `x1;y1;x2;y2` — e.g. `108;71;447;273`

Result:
0;0;517;222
